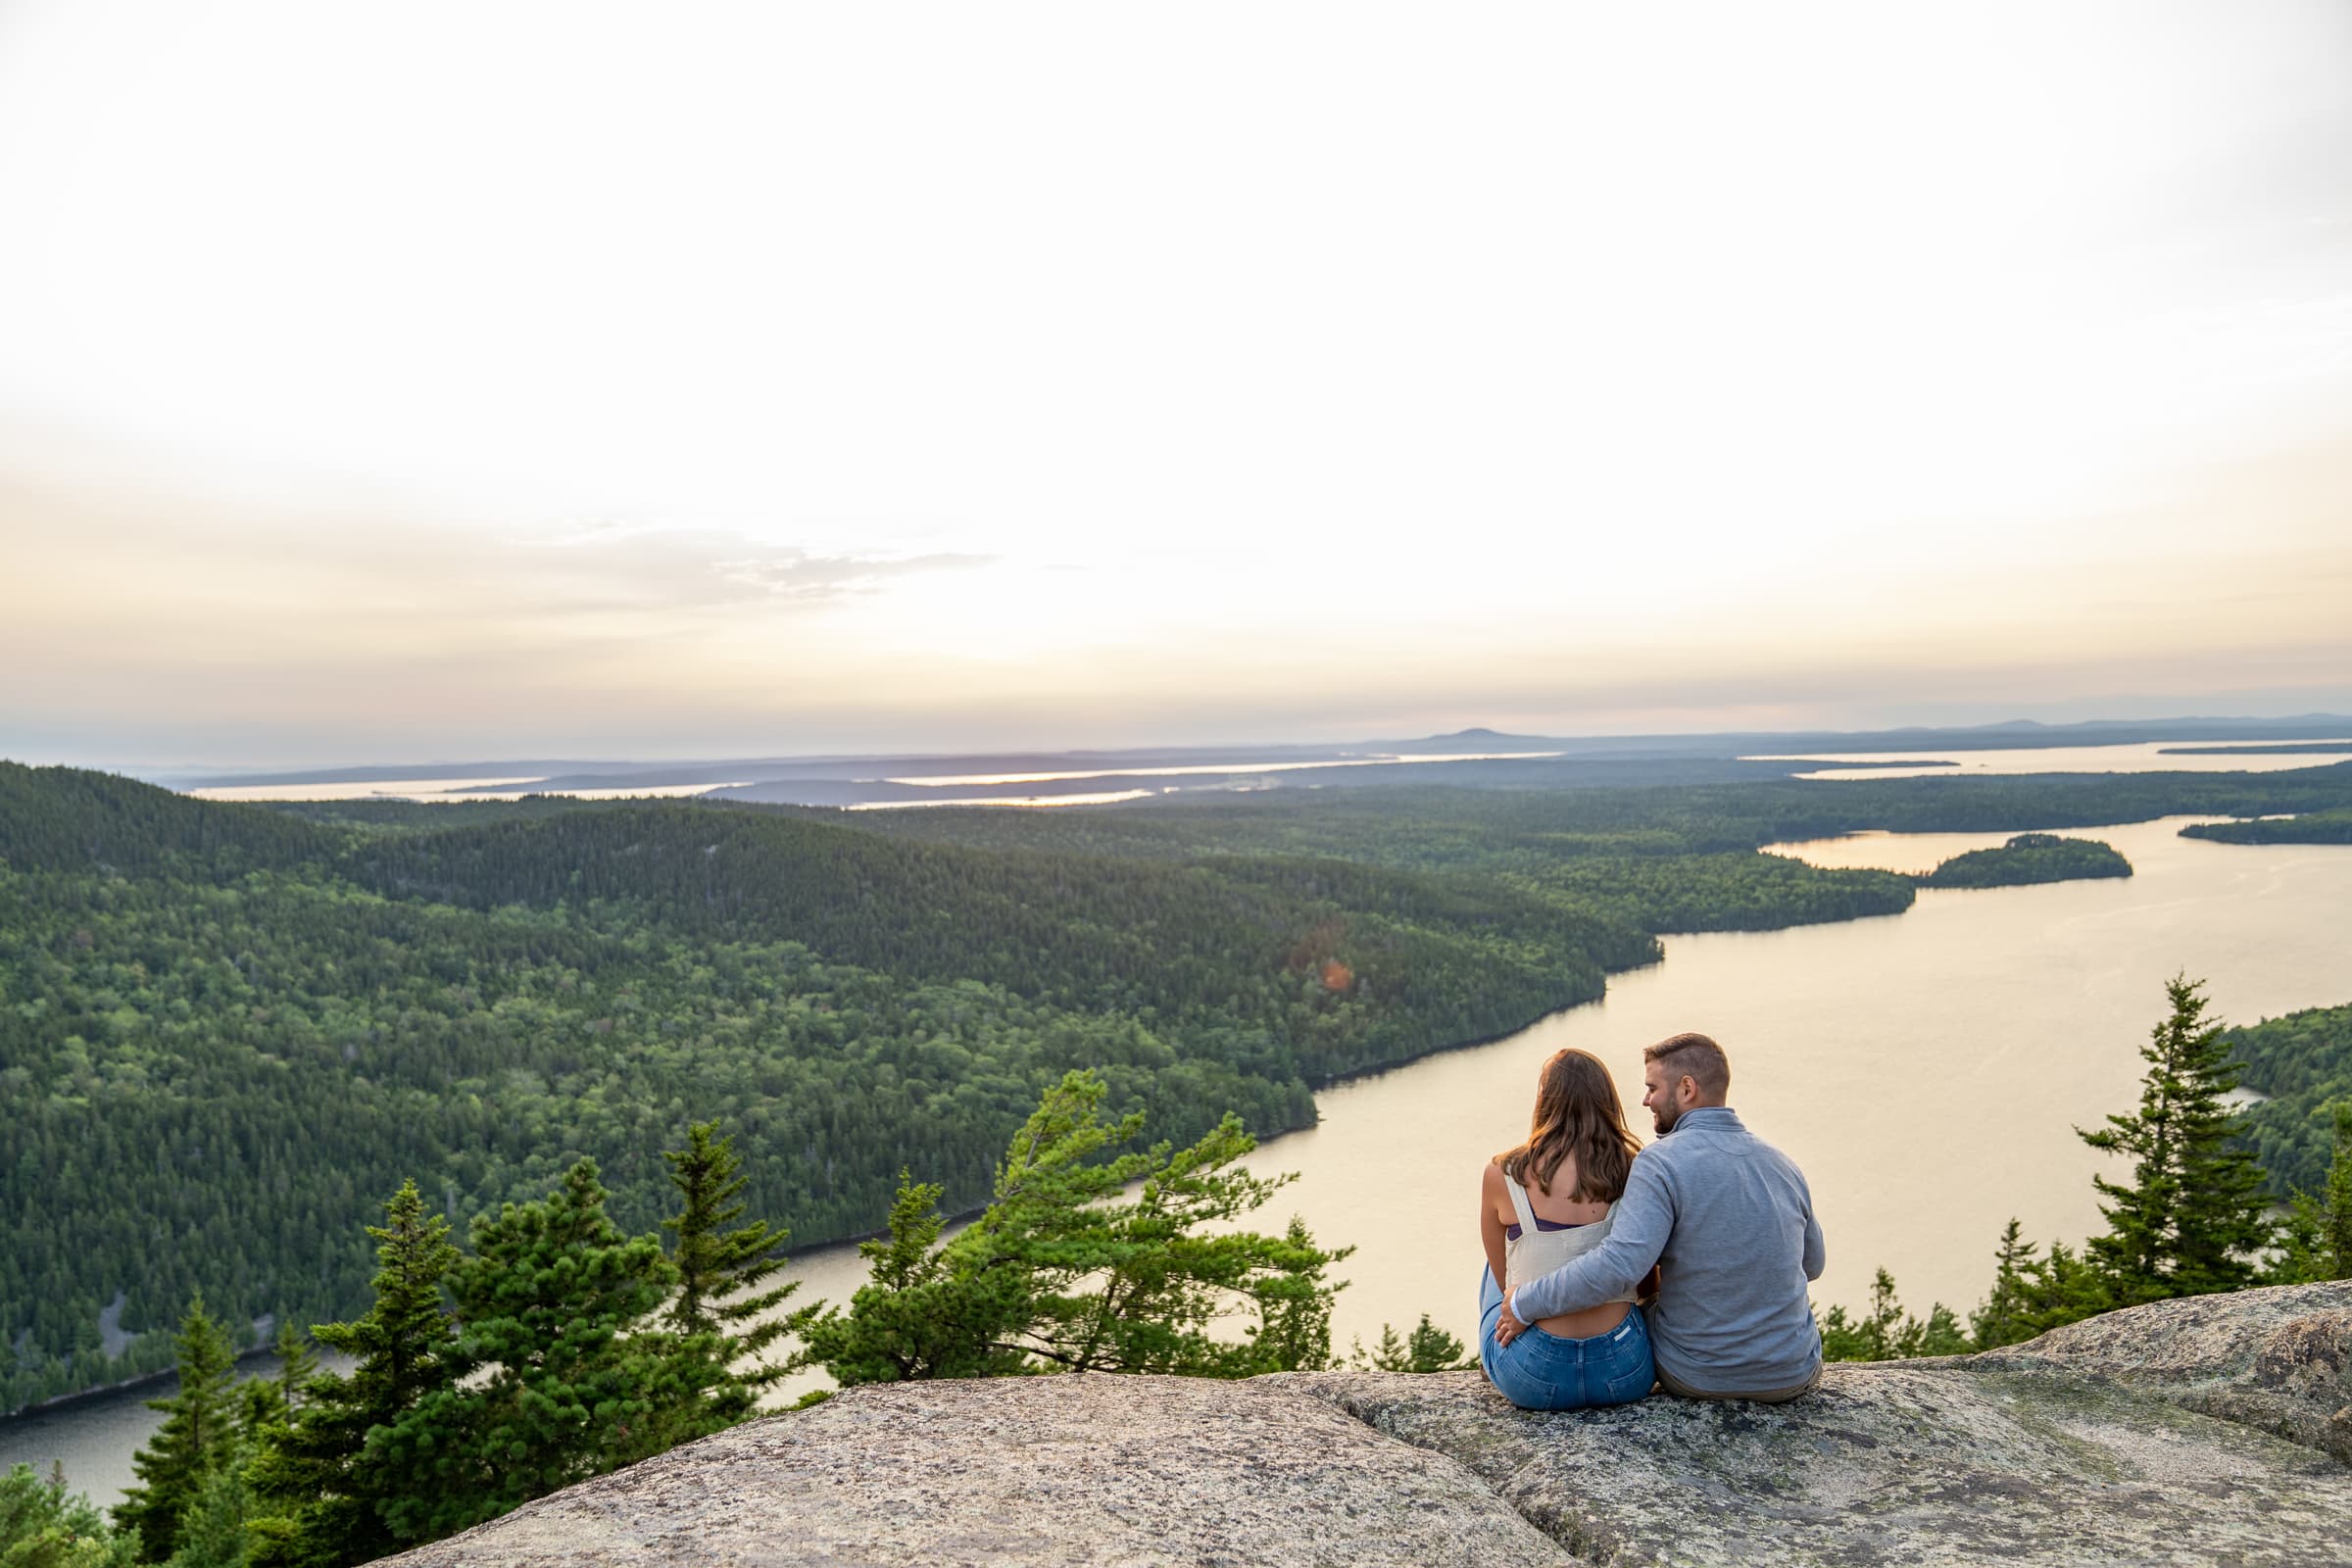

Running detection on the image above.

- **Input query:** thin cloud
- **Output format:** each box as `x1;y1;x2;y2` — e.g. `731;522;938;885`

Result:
713;550;995;603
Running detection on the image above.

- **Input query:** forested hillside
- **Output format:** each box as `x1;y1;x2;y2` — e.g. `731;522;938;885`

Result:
838;763;2352;869
2229;1004;2352;1195
3;763;1654;1411
2182;808;2352;845
8;759;2352;1413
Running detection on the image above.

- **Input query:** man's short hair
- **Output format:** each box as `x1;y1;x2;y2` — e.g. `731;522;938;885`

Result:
1644;1032;1731;1100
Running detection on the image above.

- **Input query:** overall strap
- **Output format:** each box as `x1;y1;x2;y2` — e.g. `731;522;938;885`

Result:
1501;1170;1540;1233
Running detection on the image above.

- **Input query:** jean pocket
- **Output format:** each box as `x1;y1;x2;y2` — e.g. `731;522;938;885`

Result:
1601;1349;1656;1402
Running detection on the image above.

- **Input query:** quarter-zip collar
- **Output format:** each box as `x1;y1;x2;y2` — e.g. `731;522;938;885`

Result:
1667;1105;1743;1137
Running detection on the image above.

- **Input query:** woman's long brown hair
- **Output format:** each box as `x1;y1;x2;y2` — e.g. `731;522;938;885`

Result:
1498;1048;1642;1201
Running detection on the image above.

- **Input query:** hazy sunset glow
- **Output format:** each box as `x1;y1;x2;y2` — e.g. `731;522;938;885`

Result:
5;2;2350;765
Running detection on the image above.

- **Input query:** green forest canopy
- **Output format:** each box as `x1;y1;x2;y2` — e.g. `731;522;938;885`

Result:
2229;1003;2352;1197
4;758;2351;1411
1916;833;2132;890
2181;808;2352;845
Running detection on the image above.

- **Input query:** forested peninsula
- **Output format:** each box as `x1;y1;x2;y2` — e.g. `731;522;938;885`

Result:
2181;808;2352;845
1916;833;2132;889
7;759;2352;1412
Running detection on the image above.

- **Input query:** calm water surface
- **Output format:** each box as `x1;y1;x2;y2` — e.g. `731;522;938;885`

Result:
1245;816;2352;1366
10;816;2349;1505
1746;740;2352;779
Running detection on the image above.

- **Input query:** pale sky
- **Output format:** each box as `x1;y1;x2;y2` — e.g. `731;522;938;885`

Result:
3;2;2350;766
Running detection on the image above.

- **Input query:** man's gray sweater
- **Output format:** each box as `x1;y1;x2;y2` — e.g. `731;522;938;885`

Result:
1510;1105;1825;1394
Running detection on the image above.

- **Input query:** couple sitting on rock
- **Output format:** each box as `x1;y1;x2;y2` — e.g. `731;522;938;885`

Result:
1479;1033;1825;1408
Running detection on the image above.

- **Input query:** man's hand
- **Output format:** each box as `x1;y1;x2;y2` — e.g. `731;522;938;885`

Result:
1494;1292;1527;1348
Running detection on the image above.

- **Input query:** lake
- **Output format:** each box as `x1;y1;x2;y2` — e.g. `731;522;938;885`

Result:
8;815;2349;1505
1747;740;2352;779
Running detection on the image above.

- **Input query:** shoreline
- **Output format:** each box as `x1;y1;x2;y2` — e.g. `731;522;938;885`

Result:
5;1343;287;1424
10;810;2311;1415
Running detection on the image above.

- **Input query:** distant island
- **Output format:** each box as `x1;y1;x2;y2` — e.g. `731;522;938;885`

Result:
1917;833;2133;889
2182;809;2352;845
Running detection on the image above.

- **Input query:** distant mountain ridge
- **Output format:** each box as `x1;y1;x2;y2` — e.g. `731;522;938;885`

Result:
148;714;2352;794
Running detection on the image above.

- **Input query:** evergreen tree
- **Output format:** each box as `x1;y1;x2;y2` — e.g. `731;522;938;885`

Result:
161;1464;253;1568
799;1173;1033;1386
2272;1100;2352;1284
1820;1268;1904;1361
1968;1219;2041;1349
117;1296;240;1563
2080;976;2275;1300
2009;1241;2114;1337
246;1180;461;1568
958;1071;1350;1376
1819;1268;1970;1360
271;1324;320;1417
236;1374;287;1451
372;1159;691;1544
1245;1216;1346;1374
1353;1314;1474;1373
808;1072;1348;1384
0;1462;139;1568
1904;1302;1971;1358
660;1119;816;1413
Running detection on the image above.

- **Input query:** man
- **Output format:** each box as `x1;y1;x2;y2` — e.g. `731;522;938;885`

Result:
1495;1032;1826;1401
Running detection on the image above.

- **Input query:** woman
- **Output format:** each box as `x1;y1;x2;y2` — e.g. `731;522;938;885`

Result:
1477;1046;1655;1408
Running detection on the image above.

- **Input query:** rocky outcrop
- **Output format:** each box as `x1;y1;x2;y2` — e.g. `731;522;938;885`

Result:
1976;1278;2352;1464
372;1372;1564;1567
383;1283;2352;1567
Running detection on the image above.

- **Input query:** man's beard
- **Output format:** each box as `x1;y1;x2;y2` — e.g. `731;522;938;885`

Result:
1652;1094;1682;1135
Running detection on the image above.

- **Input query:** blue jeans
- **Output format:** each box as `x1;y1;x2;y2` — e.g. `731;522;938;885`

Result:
1478;1267;1654;1410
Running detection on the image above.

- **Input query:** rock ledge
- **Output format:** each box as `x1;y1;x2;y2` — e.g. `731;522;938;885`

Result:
385;1282;2352;1567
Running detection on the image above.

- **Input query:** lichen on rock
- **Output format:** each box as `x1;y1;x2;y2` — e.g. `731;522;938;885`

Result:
379;1283;2352;1567
373;1372;1573;1567
1976;1278;2352;1465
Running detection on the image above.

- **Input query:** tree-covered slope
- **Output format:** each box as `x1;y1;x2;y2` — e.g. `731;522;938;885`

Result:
2228;1004;2352;1197
840;763;2352;862
0;768;1661;1412
11;760;2348;1414
332;803;1661;1056
2182;808;2352;845
0;761;334;874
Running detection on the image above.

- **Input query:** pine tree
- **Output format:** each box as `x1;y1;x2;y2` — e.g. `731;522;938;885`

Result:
808;1072;1348;1384
246;1180;461;1568
160;1463;253;1568
1968;1219;2041;1349
1354;1313;1474;1373
2081;975;2276;1301
2273;1100;2352;1284
2010;1241;2114;1336
1819;1268;1970;1360
799;1172;1031;1385
0;1461;139;1568
1820;1268;1905;1361
660;1119;815;1418
1901;1302;1972;1358
237;1372;288;1449
1245;1216;1345;1373
271;1322;320;1417
372;1159;688;1544
117;1296;241;1562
